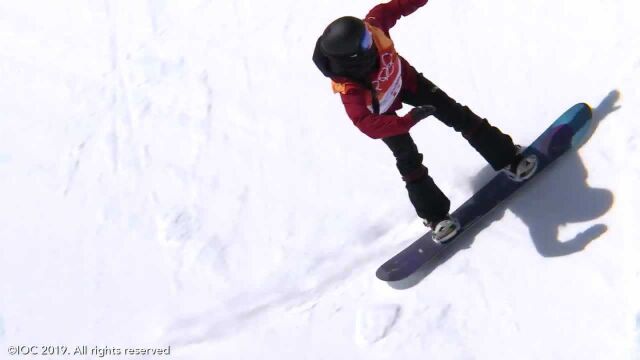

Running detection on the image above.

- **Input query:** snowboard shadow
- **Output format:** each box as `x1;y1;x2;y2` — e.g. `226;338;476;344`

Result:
390;90;619;289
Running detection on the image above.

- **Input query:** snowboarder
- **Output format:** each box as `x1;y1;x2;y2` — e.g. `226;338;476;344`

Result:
312;0;537;243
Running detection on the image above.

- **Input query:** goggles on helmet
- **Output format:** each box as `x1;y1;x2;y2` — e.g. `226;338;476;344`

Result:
346;29;373;58
360;29;373;51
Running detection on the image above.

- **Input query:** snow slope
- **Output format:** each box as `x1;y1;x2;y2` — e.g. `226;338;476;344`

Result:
1;0;639;359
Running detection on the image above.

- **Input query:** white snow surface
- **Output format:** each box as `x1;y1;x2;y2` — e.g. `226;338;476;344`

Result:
1;0;639;359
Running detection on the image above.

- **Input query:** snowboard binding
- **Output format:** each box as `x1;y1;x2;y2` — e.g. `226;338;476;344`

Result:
502;145;538;182
424;216;460;244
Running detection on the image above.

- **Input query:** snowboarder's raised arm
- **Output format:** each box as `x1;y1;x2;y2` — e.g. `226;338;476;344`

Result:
339;89;417;139
365;0;428;33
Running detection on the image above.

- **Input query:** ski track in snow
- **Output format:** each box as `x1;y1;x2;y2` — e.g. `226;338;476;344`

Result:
162;222;416;346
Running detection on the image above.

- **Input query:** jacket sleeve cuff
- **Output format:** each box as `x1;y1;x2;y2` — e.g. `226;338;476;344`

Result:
404;112;417;126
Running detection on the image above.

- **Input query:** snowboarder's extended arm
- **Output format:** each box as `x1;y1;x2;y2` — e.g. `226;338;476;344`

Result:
365;0;428;33
340;89;432;139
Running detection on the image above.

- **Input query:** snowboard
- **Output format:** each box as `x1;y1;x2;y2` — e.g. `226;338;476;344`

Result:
376;103;593;282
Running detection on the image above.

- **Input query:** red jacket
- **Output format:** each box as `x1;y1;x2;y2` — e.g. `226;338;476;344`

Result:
313;0;428;139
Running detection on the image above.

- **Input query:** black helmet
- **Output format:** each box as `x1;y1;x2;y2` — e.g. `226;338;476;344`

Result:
320;16;366;57
318;16;378;79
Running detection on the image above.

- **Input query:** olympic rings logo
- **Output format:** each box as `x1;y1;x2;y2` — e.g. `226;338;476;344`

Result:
372;52;397;91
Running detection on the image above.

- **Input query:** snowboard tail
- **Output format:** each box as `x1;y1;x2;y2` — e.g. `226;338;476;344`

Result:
376;103;593;282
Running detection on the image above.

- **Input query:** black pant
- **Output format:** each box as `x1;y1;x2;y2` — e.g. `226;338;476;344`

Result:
383;72;517;223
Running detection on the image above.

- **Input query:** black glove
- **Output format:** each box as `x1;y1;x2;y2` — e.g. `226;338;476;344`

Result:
409;105;437;123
